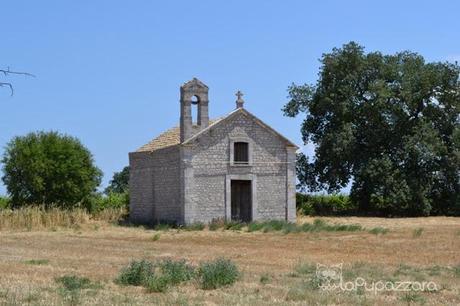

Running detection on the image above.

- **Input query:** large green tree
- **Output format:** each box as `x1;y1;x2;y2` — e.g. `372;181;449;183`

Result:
284;42;460;216
1;131;102;207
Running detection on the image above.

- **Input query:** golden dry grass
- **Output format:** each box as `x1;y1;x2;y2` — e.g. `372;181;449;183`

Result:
0;207;126;231
0;216;459;305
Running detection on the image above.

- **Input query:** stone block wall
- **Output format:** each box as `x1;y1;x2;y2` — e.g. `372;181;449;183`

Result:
151;145;182;223
129;151;154;224
182;111;295;224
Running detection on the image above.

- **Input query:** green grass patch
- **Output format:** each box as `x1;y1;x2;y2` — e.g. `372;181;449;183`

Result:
247;221;265;232
224;220;244;231
198;258;239;290
259;273;271;285
55;275;101;291
151;233;161;241
399;292;426;304
294;262;316;276
183;222;205;231
369;227;389;235
154;223;175;231
454;264;460;278
25;259;49;265
247;219;363;234
413;227;424;238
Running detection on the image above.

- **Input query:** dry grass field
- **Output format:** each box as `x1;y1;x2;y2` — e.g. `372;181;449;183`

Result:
0;215;459;305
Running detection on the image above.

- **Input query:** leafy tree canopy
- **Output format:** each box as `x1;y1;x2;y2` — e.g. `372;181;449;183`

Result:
1;131;102;208
284;42;460;216
105;166;129;194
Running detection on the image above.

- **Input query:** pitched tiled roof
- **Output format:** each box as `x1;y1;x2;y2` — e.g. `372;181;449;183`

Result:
136;119;221;152
136;126;181;152
136;108;299;153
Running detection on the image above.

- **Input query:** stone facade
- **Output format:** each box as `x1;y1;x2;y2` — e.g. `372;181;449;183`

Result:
129;78;298;225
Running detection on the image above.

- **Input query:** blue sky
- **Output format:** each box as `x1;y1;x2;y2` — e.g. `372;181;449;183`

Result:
1;0;459;194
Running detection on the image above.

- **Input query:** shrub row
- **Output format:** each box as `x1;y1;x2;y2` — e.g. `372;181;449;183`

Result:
152;218;363;234
85;192;129;213
116;258;239;292
247;219;362;233
296;193;357;216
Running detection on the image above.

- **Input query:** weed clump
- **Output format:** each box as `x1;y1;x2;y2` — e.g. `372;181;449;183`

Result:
116;259;154;286
25;259;49;265
224;220;244;231
116;258;197;292
369;227;389;235
55;275;100;291
198;258;239;290
209;218;225;231
183;222;205;231
413;227;424;238
158;259;195;285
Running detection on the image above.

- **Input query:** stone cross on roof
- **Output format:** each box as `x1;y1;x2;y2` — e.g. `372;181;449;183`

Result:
235;90;244;108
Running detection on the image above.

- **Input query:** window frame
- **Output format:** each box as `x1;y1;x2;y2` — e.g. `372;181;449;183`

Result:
229;137;253;167
233;142;249;164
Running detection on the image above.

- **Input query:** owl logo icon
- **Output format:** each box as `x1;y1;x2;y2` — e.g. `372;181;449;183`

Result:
316;263;343;289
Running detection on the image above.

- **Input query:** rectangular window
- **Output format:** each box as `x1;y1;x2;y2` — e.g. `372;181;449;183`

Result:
234;142;249;164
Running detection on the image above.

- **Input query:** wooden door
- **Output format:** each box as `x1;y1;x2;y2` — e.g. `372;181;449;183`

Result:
231;180;252;222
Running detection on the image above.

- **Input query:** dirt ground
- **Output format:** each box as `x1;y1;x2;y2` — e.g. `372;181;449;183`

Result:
0;216;459;305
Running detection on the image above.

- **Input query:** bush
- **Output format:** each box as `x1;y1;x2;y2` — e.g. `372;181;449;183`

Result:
86;192;129;213
158;259;195;285
1;131;102;208
296;193;357;216
116;259;195;292
145;275;170;293
0;196;10;209
198;258;239;290
116;259;154;286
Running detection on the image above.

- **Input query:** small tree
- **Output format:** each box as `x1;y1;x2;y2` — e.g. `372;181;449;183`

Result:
1;131;102;208
105;166;129;194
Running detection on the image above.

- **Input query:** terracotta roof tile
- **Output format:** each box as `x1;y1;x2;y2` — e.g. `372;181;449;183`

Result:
136;119;220;152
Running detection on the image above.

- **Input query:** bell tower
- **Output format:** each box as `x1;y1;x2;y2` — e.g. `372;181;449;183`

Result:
180;78;209;142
